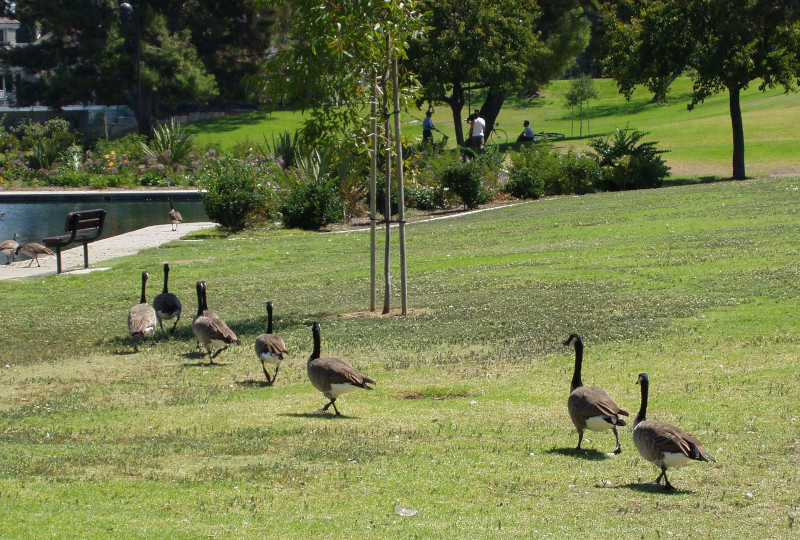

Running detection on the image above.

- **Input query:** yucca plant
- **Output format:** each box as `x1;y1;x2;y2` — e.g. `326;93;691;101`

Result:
30;139;60;170
142;118;196;165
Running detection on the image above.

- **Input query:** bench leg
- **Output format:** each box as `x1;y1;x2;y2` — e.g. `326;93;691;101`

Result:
83;243;89;269
55;246;62;274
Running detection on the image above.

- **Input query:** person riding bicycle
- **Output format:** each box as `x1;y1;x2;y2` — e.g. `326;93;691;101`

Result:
517;120;535;143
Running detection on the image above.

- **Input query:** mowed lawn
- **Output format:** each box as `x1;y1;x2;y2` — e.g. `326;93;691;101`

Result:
1;176;799;537
187;77;800;180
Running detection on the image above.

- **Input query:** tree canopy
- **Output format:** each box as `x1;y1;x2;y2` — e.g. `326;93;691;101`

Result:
408;0;590;145
600;0;800;179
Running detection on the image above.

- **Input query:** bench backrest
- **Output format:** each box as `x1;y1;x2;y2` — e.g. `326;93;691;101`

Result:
65;209;107;240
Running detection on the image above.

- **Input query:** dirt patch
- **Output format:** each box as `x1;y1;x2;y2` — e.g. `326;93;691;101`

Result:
336;307;432;318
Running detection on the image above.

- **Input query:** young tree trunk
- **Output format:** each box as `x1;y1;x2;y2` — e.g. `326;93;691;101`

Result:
382;49;392;315
392;56;408;315
728;85;746;180
369;78;378;312
578;101;583;137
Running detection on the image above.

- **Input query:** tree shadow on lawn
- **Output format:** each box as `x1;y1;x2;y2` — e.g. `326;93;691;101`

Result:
546;447;616;461
185;111;272;134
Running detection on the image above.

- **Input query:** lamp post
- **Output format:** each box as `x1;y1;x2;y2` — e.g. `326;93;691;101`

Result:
119;2;142;133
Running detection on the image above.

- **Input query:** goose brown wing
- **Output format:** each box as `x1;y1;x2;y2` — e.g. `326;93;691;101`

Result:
129;303;157;335
648;422;714;461
195;315;240;344
255;334;288;358
570;386;629;421
310;357;375;389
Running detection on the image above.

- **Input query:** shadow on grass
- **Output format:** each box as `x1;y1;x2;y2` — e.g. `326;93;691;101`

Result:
185;111;272;135
615;482;693;495
663;175;740;187
546;447;615;461
279;412;358;420
237;379;272;389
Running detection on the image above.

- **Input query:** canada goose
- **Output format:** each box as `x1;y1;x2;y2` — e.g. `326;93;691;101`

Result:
633;373;716;490
15;242;55;267
564;333;629;454
191;281;240;364
128;271;158;352
168;198;183;231
0;232;19;264
152;263;182;336
254;301;288;385
307;321;375;415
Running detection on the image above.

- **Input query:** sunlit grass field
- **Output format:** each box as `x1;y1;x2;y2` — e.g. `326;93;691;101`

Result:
186;77;800;180
1;176;799;537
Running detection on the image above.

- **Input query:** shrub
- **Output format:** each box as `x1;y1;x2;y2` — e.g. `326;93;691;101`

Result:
440;161;491;209
30;139;61;170
280;175;343;230
557;152;603;195
590;128;670;190
142;118;196;166
505;168;544;199
510;144;563;195
198;158;273;233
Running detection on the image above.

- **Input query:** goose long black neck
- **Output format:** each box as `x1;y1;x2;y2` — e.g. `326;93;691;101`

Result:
201;282;210;312
162;263;171;293
140;271;149;304
195;281;204;318
266;302;274;334
635;373;649;427
169;198;175;210
570;337;584;392
310;322;321;361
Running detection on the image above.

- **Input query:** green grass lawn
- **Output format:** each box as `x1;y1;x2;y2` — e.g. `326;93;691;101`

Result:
187;77;800;179
2;177;799;537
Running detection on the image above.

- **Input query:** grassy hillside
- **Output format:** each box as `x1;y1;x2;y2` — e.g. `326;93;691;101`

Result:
1;177;799;537
186;77;800;179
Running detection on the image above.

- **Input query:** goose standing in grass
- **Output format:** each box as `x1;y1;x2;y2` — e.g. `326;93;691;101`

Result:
254;301;288;385
191;281;240;364
15;242;55;267
128;271;158;352
307;321;375;416
564;333;629;454
632;373;716;490
0;232;19;264
152;263;182;337
168;198;183;231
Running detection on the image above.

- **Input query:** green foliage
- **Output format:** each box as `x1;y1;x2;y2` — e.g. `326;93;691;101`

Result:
505;168;544;199
558;151;603;195
279;175;343;230
142;119;196;165
30;139;61;170
267;130;299;169
441;161;491;209
197;158;278;233
590;128;670;191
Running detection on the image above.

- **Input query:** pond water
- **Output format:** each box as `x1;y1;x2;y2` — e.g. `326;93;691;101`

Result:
0;199;209;247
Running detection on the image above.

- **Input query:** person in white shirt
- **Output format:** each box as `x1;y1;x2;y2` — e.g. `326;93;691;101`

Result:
518;120;535;142
470;110;485;149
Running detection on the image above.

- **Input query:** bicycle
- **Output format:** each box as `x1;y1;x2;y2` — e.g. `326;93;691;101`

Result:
532;131;565;142
486;122;508;145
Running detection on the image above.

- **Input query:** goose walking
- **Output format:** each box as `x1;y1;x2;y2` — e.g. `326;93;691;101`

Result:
254;301;288;385
191;281;240;364
564;334;629;454
633;373;716;490
128;271;158;352
15;242;55;267
168;198;183;231
152;263;182;337
307;322;375;416
0;232;19;264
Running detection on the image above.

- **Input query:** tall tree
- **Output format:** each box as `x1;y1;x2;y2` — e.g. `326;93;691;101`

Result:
3;0;223;136
408;0;590;145
600;0;800;179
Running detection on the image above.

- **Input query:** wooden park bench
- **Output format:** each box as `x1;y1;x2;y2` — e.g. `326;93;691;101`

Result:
43;208;107;274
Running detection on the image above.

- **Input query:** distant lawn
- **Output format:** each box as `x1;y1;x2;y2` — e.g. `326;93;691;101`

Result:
187;77;800;178
1;177;799;537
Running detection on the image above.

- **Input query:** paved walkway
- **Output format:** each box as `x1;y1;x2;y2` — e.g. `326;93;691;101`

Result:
0;222;216;281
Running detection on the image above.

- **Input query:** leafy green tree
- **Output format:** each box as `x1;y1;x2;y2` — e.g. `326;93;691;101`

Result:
409;0;590;145
600;0;800;179
564;74;599;137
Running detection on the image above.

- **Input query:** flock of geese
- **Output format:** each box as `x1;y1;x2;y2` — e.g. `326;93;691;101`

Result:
564;333;715;489
0;232;55;266
127;264;375;418
128;265;714;490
